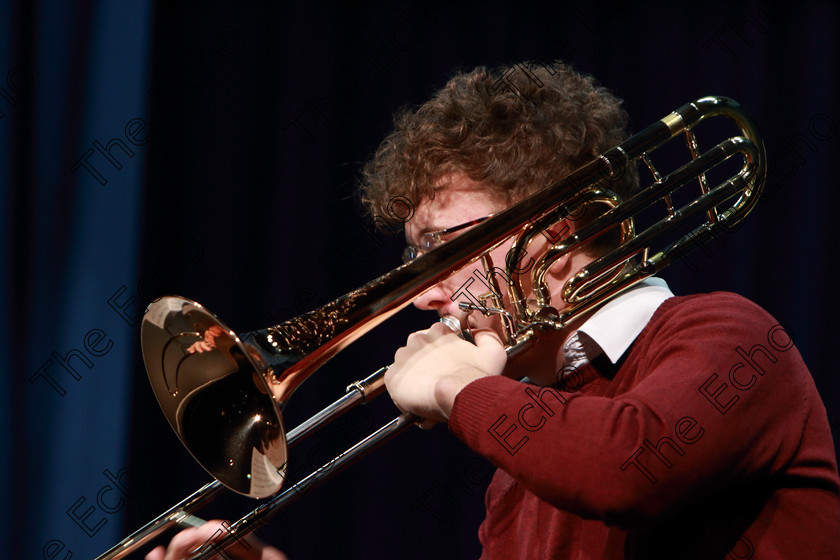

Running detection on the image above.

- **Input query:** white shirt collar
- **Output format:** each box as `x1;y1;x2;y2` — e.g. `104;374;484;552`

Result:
575;277;674;364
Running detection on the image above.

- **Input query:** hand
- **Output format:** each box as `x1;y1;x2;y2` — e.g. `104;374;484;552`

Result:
144;519;287;560
385;322;507;426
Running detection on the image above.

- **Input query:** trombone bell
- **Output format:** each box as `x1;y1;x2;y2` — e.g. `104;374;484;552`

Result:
142;296;288;498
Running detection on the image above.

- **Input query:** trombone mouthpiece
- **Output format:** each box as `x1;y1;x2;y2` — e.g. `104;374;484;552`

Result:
439;315;462;335
439;315;475;344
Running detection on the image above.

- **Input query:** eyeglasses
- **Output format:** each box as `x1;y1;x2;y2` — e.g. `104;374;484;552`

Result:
402;214;494;264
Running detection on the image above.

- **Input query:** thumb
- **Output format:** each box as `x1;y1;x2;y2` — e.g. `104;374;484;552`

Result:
471;327;504;348
470;328;507;374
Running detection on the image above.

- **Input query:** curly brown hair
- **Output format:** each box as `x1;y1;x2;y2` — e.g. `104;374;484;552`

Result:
360;61;637;231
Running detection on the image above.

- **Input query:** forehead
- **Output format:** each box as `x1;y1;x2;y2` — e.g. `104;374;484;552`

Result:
405;173;504;242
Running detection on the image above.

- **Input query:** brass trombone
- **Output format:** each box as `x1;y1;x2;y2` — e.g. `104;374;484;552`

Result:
96;96;766;559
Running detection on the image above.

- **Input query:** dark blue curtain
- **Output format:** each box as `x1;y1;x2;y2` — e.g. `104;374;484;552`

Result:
1;1;151;558
3;1;838;559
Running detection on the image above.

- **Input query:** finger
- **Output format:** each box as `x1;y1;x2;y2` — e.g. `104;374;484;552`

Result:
264;548;289;560
162;526;199;560
407;324;437;342
471;328;504;348
417;417;438;429
388;398;408;415
145;546;164;560
471;328;508;372
163;521;232;560
263;547;289;560
243;532;286;560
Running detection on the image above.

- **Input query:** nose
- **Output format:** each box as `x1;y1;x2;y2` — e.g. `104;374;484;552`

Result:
413;282;459;316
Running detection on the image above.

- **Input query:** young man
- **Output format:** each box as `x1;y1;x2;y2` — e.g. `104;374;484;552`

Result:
150;62;840;559
366;61;840;559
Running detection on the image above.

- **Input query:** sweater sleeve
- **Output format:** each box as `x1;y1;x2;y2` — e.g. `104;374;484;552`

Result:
447;292;836;528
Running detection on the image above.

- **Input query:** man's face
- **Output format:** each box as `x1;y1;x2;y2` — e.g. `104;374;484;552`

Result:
404;172;594;377
405;173;507;322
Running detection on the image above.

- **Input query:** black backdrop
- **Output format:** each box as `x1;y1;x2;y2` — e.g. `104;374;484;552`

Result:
3;1;839;558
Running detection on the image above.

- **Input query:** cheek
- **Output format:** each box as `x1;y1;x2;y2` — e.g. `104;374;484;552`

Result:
447;238;540;308
436;259;491;311
483;242;529;294
446;261;484;294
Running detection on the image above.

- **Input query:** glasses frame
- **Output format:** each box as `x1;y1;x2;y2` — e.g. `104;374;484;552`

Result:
402;214;494;264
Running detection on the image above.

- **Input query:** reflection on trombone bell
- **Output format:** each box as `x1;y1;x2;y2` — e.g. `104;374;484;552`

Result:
184;325;227;355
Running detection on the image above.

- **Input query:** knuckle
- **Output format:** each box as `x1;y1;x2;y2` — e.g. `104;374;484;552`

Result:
169;529;195;548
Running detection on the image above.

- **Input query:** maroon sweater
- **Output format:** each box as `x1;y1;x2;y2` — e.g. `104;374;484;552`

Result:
449;292;840;559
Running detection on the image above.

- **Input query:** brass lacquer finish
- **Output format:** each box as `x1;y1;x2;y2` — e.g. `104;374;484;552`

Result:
239;96;763;412
100;96;766;559
463;96;765;351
